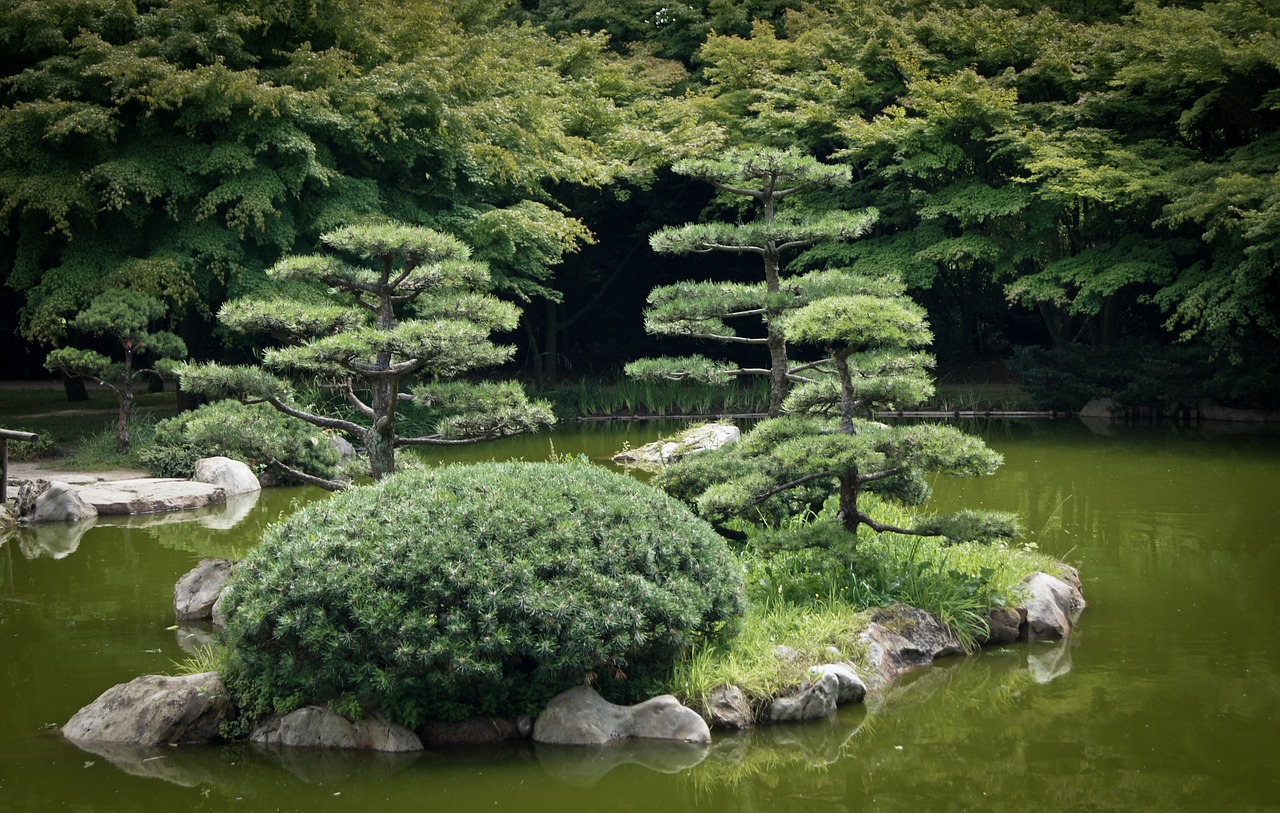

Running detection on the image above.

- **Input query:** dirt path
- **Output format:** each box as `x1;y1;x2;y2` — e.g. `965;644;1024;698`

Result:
5;461;150;486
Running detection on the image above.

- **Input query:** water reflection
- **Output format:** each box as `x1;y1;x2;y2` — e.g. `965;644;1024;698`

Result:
0;490;263;566
535;739;710;787
4;518;97;559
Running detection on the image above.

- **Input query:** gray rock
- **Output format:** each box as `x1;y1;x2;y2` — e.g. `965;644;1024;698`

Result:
62;672;229;745
193;456;260;496
858;604;965;690
533;685;710;745
705;684;754;729
174;558;234;622
328;434;356;463
806;663;867;705
250;706;422;752
211;589;229;628
419;715;519;748
1022;572;1084;641
1079;397;1121;419
771;644;800;663
516;715;534;738
980;606;1025;646
612;423;739;467
27;480;98;523
765;671;839;722
76;478;225;516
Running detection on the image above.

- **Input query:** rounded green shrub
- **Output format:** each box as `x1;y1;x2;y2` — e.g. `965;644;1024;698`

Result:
138;399;342;483
219;461;744;728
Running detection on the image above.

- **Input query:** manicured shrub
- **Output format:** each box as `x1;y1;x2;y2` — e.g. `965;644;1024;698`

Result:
138;400;342;483
218;461;744;729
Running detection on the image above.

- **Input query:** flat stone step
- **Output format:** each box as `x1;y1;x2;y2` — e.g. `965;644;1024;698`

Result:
74;478;226;516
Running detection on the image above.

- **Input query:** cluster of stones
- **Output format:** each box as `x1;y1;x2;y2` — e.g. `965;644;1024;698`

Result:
62;560;1085;754
8;455;261;524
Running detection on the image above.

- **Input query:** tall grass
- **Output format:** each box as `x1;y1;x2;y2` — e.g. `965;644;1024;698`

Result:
536;377;771;419
665;493;1061;715
669;597;870;719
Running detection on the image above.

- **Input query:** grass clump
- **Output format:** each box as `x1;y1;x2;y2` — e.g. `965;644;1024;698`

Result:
667;494;1059;713
218;461;744;731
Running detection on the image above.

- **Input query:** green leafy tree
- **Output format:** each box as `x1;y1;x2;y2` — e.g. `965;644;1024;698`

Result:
658;272;1017;543
0;0;649;366
629;147;878;416
44;290;187;453
179;222;553;487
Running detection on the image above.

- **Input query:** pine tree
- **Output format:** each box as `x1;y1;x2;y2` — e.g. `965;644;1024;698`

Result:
179;223;553;488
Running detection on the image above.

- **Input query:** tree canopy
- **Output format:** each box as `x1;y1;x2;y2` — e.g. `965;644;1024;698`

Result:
3;0;1277;406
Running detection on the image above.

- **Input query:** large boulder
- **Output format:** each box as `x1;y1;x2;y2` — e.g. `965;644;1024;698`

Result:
704;684;754;730
806;662;867;705
193;456;261;496
75;478;225;516
1022;571;1085;641
764;671;839;723
174;558;234;622
979;606;1026;646
62;672;229;745
533;686;711;746
858;604;965;690
20;480;98;524
250;706;422;752
612;423;739;467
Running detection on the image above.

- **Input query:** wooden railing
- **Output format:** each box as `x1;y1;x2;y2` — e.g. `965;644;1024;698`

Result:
1;428;41;504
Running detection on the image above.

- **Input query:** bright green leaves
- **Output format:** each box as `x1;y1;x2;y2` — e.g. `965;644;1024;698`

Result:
673;147;853;197
783;293;931;352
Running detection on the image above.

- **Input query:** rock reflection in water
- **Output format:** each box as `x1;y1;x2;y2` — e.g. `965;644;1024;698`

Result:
5;517;97;560
534;738;710;788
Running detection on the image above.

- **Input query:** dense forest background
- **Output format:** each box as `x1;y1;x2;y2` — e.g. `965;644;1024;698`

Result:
3;0;1278;408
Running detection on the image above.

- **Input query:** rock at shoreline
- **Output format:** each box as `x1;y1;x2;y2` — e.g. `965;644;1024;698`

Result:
705;684;755;729
62;672;229;745
1022;571;1085;641
174;558;234;622
858;604;966;690
75;478;225;516
250;707;423;752
19;480;98;524
765;671;839;723
193;456;261;496
611;423;739;467
807;663;867;705
533;685;711;745
980;607;1026;646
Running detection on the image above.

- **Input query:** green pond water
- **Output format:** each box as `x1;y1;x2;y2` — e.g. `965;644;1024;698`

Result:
2;419;1279;812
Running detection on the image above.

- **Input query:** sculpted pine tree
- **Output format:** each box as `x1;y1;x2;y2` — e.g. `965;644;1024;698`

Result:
180;223;553;488
628;148;878;416
658;273;1018;544
44;290;186;454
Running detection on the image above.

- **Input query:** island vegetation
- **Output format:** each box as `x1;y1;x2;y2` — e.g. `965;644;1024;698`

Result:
0;0;1268;737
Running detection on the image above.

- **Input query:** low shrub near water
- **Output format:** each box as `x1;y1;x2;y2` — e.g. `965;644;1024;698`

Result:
218;461;744;729
138;400;341;482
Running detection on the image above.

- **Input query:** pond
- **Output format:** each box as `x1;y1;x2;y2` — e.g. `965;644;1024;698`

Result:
2;419;1278;812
